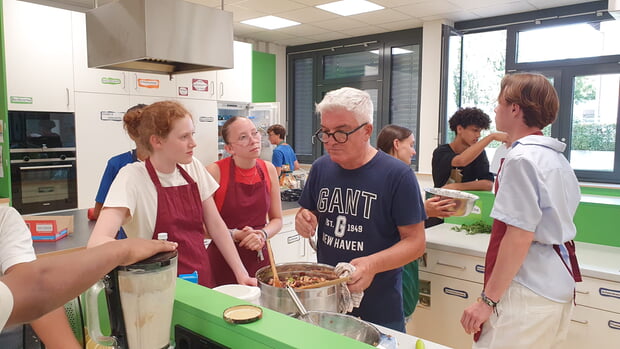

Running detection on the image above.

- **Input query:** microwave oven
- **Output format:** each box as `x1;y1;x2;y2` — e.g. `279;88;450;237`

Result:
8;111;75;150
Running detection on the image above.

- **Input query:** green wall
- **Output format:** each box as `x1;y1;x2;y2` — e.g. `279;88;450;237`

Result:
252;51;276;103
446;189;620;248
0;0;12;201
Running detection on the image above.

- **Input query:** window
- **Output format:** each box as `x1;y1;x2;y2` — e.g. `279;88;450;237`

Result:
448;4;620;184
517;21;620;63
287;29;422;165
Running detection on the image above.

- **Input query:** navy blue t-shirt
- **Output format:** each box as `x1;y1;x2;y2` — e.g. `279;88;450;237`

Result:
299;150;426;328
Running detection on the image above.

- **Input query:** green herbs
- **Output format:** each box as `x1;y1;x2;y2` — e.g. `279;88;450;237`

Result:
451;221;492;235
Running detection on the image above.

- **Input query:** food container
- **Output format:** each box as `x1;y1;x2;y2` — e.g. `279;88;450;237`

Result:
255;262;340;315
213;284;261;305
424;188;480;216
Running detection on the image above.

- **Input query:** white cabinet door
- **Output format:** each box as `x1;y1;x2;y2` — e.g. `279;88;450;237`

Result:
74;92;132;208
128;73;177;98
216;41;252;102
565;305;620;349
175;98;218;166
407;271;480;349
4;0;74;111
71;12;130;95
271;215;306;264
175;71;218;100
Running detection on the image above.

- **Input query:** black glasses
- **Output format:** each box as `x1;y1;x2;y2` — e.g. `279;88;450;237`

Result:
313;122;368;144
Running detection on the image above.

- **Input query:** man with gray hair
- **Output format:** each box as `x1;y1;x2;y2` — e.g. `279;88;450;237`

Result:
295;87;426;331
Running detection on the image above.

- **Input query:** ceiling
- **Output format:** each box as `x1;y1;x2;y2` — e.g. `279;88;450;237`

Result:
205;0;592;46
24;0;598;46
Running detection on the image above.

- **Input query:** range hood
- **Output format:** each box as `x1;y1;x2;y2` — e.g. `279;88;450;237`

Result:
86;0;233;74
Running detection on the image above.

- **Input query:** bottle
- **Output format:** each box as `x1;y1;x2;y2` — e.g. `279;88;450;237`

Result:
157;232;168;241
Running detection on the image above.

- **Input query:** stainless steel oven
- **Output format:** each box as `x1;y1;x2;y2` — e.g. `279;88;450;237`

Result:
8;111;78;214
10;149;78;214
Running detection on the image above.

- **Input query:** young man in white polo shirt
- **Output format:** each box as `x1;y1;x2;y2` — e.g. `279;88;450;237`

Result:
460;73;581;348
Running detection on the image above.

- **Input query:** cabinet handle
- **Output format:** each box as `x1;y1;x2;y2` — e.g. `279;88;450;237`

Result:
219;82;224;98
599;287;620;300
210;81;215;97
575;289;590;295
443;287;468;299
436;261;466;270
134;73;138;90
66;88;70;107
122;72;126;90
570;319;589;325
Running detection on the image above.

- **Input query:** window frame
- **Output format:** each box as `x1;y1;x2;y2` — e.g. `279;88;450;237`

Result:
286;28;423;166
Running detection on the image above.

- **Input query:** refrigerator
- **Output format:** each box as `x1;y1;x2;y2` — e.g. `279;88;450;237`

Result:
217;101;280;161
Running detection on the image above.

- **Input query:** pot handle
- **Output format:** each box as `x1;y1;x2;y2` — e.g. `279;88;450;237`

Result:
84;279;117;347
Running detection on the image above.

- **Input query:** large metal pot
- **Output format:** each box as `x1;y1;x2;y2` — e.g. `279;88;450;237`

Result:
297;311;381;347
255;262;340;315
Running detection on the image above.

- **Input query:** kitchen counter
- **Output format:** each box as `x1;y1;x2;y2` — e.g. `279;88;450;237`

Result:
426;223;620;283
173;279;452;348
31;208;94;256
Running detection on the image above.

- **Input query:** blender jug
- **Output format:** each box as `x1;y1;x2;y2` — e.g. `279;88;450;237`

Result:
85;250;178;349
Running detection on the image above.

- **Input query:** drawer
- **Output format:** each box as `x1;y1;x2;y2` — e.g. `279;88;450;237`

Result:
575;276;620;313
566;304;620;349
420;248;485;284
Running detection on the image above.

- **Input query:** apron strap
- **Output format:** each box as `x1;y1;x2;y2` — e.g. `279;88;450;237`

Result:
552;240;582;282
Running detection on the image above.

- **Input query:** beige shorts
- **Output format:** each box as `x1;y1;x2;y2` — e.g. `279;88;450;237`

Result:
474;281;573;349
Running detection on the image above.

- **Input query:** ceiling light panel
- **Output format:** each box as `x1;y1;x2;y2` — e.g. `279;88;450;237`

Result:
241;15;301;30
316;0;384;16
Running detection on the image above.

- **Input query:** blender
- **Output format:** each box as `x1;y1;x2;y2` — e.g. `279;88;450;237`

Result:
85;250;178;349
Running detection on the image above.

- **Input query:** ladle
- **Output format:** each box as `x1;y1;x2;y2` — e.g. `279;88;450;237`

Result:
265;238;282;287
285;285;319;326
285;285;309;316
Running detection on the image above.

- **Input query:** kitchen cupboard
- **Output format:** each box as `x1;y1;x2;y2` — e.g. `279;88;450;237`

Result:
407;249;484;349
71;12;130;95
4;0;75;112
271;214;316;264
216;41;252;102
565;276;620;349
175;41;252;103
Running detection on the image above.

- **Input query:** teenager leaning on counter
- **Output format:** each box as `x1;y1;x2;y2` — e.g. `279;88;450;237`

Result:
460;73;582;348
87;101;255;287
205;116;283;286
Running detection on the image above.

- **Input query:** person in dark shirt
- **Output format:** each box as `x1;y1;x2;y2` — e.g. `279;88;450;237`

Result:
432;107;508;191
428;107;508;227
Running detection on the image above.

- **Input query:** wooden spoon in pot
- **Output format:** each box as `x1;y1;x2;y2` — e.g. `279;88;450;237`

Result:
265;238;282;287
297;276;350;290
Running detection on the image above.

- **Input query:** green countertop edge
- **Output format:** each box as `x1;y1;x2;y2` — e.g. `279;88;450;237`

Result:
172;279;375;348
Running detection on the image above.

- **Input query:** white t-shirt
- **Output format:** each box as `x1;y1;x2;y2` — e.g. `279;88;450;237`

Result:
104;157;219;239
491;135;580;302
0;281;13;330
0;207;37;331
0;207;37;274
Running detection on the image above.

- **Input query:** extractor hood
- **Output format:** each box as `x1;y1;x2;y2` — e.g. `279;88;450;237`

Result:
86;0;233;74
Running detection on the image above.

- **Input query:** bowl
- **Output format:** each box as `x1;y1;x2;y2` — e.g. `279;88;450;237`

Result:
424;188;479;216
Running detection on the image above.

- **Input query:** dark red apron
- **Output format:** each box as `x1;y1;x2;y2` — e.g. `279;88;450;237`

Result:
146;158;212;287
205;159;271;286
475;132;581;341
